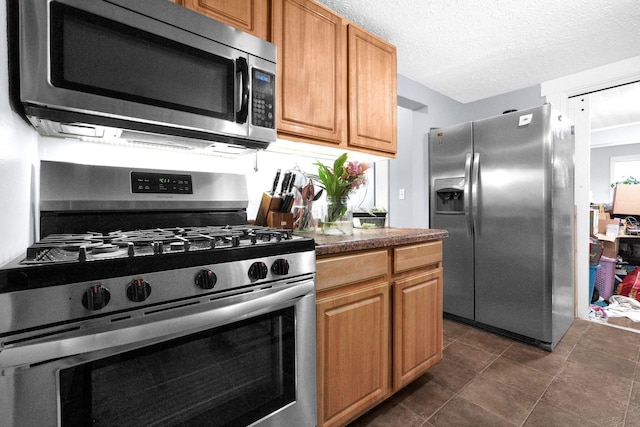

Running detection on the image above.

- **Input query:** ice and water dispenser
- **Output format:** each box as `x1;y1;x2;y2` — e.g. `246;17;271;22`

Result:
434;177;465;214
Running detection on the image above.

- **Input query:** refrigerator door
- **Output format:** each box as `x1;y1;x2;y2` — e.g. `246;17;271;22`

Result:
472;105;553;341
429;123;474;319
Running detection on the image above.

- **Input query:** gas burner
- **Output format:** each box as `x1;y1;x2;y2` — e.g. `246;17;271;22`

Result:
168;241;189;251
24;234;107;263
79;242;135;261
34;233;106;249
109;229;182;245
92;244;120;254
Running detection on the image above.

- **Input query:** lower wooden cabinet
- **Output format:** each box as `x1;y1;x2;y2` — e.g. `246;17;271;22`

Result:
316;281;390;427
393;269;443;389
316;241;443;427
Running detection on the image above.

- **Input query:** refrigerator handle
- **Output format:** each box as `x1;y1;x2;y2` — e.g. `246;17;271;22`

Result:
472;153;480;237
464;153;473;237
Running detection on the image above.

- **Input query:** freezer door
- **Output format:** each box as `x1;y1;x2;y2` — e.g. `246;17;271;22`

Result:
472;105;553;341
429;123;474;319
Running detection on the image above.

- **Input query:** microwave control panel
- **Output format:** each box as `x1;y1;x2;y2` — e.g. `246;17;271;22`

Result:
131;172;193;194
251;69;275;129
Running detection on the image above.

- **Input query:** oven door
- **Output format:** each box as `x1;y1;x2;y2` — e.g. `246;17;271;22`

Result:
0;279;316;427
19;0;276;145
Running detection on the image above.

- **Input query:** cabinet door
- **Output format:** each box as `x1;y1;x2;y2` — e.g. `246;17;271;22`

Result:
272;0;347;145
178;0;269;40
317;281;390;427
393;269;442;390
347;24;397;155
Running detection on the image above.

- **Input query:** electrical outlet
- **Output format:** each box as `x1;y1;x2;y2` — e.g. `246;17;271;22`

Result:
399;188;405;200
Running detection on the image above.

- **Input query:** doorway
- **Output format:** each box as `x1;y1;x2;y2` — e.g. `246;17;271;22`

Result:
584;82;640;330
542;56;640;320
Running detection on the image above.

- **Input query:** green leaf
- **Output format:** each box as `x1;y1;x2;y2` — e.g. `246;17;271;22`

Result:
333;153;347;177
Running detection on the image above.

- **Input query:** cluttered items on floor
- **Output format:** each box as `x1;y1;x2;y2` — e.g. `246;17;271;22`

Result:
589;245;640;326
588;187;640;328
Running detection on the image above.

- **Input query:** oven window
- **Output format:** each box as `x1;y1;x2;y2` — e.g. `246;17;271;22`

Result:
59;307;295;426
49;3;235;120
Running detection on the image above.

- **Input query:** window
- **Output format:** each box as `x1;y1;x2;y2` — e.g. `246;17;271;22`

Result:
610;154;640;196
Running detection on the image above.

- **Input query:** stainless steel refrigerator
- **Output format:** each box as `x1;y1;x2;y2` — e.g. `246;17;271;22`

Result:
429;104;575;350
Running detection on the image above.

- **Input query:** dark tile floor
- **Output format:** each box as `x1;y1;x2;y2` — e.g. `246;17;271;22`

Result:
349;318;640;427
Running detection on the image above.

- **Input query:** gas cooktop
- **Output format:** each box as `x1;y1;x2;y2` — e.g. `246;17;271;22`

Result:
0;225;315;295
0;224;316;333
24;225;298;264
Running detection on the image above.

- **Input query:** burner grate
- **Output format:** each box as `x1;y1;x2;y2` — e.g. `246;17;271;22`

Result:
21;225;297;264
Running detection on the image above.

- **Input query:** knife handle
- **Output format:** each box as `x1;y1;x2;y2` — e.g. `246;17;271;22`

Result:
271;169;281;195
280;172;291;195
288;174;296;192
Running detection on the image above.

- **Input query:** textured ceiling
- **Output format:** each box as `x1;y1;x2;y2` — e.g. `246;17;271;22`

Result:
315;0;640;104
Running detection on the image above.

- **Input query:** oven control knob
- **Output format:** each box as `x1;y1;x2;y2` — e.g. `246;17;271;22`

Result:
195;269;217;289
271;259;290;275
248;261;268;280
126;278;152;302
82;284;111;311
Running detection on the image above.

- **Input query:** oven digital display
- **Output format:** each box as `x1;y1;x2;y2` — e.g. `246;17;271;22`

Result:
131;172;193;194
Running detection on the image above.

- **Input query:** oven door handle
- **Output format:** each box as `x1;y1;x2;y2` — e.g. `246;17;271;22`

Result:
0;280;314;369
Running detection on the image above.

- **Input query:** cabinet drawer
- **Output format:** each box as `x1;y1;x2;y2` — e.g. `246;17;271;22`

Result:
394;241;442;274
316;250;388;291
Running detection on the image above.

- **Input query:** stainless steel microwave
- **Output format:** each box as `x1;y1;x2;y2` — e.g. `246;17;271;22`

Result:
16;0;277;155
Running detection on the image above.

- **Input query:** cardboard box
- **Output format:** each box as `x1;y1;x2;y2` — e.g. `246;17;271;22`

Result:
612;184;640;215
601;239;619;259
598;218;620;234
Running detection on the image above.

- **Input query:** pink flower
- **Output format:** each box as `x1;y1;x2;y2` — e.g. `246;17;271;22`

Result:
343;161;369;179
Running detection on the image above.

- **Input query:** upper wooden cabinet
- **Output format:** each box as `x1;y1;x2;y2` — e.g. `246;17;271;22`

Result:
348;25;397;155
272;0;347;146
175;0;270;40
273;0;397;156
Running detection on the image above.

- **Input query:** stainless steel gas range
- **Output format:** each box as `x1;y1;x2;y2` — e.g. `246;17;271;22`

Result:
0;161;317;427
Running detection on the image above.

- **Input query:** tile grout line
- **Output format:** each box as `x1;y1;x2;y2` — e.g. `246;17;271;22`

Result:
449;323;585;427
622;343;640;427
437;332;522;426
421;332;466;426
517;339;579;427
529;320;636;427
364;319;638;427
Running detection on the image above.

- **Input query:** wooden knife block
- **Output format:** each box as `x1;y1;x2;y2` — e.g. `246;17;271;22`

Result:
267;211;294;230
254;192;282;226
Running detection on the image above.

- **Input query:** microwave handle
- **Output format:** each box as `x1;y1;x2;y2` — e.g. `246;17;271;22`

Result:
236;57;250;124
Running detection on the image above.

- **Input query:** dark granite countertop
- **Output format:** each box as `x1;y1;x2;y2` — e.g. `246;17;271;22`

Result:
308;227;449;256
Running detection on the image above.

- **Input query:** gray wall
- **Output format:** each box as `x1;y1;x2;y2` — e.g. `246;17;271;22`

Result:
591;143;640;204
388;76;544;228
389;76;463;228
462;85;545;122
